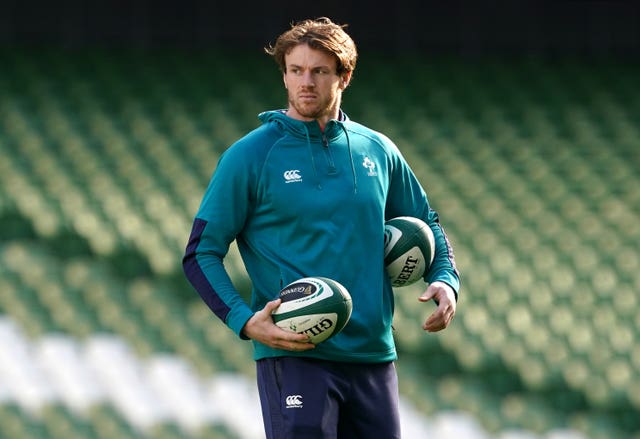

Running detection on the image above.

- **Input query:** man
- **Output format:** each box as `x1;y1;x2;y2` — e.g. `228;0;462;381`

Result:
183;17;460;439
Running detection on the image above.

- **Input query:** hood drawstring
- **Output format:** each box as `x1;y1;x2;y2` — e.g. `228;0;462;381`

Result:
341;124;358;194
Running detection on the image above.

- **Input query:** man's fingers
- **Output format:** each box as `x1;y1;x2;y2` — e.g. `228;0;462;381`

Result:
273;330;315;350
423;303;455;332
263;298;282;314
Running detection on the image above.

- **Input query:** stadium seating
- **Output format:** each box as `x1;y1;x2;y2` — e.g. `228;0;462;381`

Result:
1;48;638;439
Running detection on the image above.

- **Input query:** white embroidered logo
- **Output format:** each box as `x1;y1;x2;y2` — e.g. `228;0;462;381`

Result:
362;157;377;176
286;394;303;408
284;170;302;183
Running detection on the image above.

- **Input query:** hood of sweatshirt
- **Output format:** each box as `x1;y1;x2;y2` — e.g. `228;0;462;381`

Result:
258;109;349;140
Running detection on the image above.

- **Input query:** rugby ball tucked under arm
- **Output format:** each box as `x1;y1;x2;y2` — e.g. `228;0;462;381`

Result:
271;277;352;344
384;216;435;288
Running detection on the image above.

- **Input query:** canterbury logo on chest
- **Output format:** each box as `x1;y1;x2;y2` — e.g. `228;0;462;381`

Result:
283;170;302;183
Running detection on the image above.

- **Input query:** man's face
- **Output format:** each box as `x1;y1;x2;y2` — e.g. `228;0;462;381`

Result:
283;44;350;124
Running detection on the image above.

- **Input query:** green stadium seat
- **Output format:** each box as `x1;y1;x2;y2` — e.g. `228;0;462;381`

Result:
0;403;51;439
40;404;92;439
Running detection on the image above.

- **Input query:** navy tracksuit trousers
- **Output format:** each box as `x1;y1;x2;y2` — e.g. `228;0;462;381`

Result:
257;357;401;438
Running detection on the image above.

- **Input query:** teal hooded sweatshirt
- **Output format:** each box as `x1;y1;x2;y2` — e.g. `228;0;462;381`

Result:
183;109;460;363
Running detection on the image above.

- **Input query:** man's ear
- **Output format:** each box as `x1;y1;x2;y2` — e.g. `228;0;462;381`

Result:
340;72;352;89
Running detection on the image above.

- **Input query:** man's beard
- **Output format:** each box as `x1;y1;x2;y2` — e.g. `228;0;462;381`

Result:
289;92;336;120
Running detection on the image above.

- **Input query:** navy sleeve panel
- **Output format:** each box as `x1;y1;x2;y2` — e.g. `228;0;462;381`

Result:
427;210;460;300
182;218;232;323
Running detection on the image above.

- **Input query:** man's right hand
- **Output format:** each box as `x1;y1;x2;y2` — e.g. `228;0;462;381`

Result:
242;299;316;351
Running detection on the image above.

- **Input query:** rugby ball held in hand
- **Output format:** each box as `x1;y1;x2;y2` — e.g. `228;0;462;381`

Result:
272;277;352;344
384;216;435;288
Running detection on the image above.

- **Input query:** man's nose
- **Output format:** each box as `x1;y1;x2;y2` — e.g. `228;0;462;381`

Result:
301;71;315;87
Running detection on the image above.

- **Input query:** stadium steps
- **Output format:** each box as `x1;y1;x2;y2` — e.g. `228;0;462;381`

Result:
363;58;640;437
0;313;251;439
0;401;241;439
0;240;254;377
1;49;639;438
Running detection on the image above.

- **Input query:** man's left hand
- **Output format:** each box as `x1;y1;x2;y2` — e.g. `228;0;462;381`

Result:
419;281;457;332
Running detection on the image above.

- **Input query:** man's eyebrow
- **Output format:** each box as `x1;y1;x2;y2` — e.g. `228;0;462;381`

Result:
287;63;331;70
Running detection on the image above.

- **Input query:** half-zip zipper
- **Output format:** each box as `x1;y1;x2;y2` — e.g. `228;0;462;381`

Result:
321;132;337;174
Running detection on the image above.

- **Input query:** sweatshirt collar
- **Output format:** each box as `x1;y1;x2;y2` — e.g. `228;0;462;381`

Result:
258;109;349;140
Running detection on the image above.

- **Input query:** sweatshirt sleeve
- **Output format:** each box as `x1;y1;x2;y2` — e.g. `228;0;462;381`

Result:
384;142;461;298
182;146;255;338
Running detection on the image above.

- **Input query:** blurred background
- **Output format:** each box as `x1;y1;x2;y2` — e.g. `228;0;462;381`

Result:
0;1;639;438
